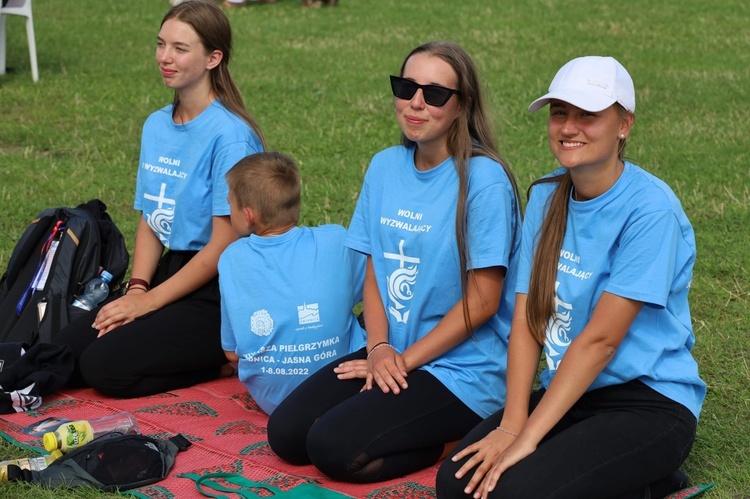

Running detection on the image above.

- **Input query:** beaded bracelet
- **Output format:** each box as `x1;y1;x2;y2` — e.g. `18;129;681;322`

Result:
367;342;394;358
497;426;518;438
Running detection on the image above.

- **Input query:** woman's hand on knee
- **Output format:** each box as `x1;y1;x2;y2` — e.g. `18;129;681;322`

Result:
93;293;154;337
479;437;537;498
334;359;368;379
366;347;408;394
450;429;516;497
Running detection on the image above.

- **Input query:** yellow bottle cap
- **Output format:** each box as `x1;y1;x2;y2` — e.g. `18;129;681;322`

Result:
49;450;63;460
42;432;59;452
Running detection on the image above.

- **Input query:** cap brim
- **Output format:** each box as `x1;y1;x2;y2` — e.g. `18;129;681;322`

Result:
528;89;616;113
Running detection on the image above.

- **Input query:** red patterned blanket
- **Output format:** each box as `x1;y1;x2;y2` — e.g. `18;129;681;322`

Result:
0;377;437;498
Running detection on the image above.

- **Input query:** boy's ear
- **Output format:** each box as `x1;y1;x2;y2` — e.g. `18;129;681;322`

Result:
243;207;255;229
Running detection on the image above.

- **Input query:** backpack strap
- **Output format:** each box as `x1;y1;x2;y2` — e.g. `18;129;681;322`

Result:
15;221;66;315
169;434;192;451
180;472;283;498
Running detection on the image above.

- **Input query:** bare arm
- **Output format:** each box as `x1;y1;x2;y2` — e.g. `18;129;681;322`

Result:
367;265;505;395
401;266;505;371
94;215;237;334
452;293;542;491
362;255;390;351
477;292;643;498
334;256;392;384
129;216;164;287
361;256;407;392
146;215;236;309
512;292;642;444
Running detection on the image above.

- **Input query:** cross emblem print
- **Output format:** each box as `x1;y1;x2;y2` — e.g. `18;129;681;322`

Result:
144;183;175;209
384;239;420;267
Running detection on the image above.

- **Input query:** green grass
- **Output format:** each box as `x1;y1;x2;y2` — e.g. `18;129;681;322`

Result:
1;0;749;497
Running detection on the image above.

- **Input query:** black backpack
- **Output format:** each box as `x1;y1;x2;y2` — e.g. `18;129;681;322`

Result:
0;200;130;345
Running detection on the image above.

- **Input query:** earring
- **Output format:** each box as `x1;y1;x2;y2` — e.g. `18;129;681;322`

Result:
619;134;625;139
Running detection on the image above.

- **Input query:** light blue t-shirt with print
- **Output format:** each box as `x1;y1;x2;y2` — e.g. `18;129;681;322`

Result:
219;225;366;415
134;100;263;251
517;162;706;420
345;145;521;418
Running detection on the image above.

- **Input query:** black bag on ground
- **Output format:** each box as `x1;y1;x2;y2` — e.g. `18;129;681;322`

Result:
0;342;74;413
8;433;191;491
0;200;130;345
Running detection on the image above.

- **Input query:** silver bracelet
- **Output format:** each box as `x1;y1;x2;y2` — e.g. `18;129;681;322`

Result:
367;342;395;358
497;425;518;437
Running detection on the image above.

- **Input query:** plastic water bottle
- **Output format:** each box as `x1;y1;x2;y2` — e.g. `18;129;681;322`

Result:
43;411;140;453
0;450;63;481
72;270;113;311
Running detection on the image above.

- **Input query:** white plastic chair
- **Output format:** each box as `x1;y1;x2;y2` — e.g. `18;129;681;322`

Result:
0;0;38;82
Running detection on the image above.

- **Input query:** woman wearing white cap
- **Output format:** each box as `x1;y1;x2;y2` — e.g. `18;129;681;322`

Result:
436;56;705;498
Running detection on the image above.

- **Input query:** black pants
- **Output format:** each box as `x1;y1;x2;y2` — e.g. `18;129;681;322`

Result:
267;348;483;483
54;251;227;398
436;380;697;499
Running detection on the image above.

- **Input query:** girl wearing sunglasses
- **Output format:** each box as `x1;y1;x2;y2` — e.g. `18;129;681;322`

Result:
437;56;704;499
268;41;521;482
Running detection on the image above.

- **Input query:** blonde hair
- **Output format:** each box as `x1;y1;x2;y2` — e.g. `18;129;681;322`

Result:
226;152;301;228
162;0;266;148
398;41;520;331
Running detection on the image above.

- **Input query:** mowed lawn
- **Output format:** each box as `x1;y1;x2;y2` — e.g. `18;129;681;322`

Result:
0;0;748;497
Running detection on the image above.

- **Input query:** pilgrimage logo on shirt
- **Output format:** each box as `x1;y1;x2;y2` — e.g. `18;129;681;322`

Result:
250;309;274;337
297;303;320;325
384;239;419;324
143;182;175;247
544;282;573;371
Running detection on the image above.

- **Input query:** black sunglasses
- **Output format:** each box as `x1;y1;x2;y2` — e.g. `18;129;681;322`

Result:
389;75;460;107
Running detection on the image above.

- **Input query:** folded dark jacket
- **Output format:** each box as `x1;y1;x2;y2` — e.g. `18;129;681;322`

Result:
0;342;74;413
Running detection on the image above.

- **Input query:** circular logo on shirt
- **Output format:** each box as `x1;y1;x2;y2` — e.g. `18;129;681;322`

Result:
250;309;274;337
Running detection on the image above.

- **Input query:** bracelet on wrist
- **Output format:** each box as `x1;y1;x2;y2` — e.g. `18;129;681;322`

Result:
126;285;148;293
497;425;518;438
367;342;394;358
126;278;150;292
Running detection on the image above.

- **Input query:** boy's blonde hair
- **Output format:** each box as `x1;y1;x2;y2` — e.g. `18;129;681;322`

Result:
226;152;301;228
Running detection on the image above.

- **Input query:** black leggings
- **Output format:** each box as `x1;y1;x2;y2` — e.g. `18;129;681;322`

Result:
267;348;483;483
436;380;697;499
54;251;227;398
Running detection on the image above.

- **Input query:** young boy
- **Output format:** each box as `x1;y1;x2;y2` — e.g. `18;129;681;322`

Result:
219;152;366;415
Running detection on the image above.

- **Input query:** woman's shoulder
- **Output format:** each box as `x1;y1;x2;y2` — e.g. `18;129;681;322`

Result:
371;145;409;163
465;155;514;193
366;145;411;175
527;167;566;197
142;104;175;128
467;154;506;177
205;101;262;146
205;100;250;129
622;163;686;214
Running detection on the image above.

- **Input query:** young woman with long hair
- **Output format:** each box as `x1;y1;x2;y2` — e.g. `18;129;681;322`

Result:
55;0;265;397
437;56;705;499
267;41;521;483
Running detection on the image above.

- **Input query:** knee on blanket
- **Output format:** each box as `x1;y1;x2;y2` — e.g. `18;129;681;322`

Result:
306;430;384;483
79;347;137;398
309;447;385;483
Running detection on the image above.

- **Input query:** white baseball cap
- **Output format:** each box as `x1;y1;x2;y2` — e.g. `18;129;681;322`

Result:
528;56;635;113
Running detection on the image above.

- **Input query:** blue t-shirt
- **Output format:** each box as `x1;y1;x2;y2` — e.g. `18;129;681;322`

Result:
345;145;521;418
134;100;263;250
517;162;706;420
219;225;366;415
